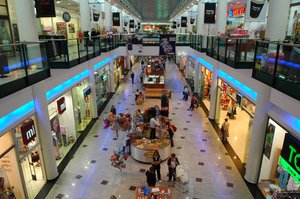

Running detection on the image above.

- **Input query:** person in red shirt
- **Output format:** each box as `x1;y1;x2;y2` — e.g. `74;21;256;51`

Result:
188;93;197;111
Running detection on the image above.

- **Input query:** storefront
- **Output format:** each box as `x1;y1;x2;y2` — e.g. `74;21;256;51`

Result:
215;79;255;164
48;79;92;166
258;118;300;198
94;65;110;110
187;57;195;90
200;66;212;110
1;116;46;199
115;56;126;79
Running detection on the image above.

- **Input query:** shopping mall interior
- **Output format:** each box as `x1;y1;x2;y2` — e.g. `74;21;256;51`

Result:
0;0;300;199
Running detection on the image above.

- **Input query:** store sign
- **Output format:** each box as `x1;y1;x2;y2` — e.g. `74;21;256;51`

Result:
280;133;300;184
129;20;134;28
35;0;56;18
21;120;36;145
204;3;216;24
56;97;66;115
112;12;120;26
62;12;71;22
181;17;187;27
227;8;245;17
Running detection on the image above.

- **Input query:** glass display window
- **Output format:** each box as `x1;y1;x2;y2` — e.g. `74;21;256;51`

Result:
48;91;77;166
0;132;25;199
114;60;121;87
201;67;212;109
259;119;300;198
95;66;109;109
72;79;92;132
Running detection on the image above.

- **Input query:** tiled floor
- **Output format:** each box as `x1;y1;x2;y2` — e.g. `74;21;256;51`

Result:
46;59;253;199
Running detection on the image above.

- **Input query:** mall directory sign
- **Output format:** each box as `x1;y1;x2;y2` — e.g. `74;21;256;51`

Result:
35;0;56;18
280;133;300;184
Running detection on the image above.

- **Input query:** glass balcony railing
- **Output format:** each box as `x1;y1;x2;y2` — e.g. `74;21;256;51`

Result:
253;41;300;100
190;35;207;52
0;41;50;98
206;36;256;69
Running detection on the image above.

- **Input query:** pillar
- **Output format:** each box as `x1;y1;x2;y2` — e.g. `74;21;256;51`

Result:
194;59;200;94
104;2;112;28
265;0;290;41
32;83;58;180
13;0;38;41
245;88;272;183
208;64;218;119
185;57;189;79
197;1;205;35
109;57;116;93
88;67;98;118
80;0;91;32
216;0;227;35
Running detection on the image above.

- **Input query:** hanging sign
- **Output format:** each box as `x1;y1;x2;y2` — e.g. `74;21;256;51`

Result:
21;120;36;145
204;3;216;24
159;34;176;55
35;0;56;18
181;17;187;27
92;4;101;22
57;97;66;115
172;21;177;29
62;12;71;22
112;12;120;26
245;0;268;22
129;20;134;28
280;133;300;184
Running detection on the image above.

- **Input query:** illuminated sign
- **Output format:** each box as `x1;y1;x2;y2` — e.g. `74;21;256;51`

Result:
56;97;66;115
280;133;300;184
227;8;245;17
21;119;36;145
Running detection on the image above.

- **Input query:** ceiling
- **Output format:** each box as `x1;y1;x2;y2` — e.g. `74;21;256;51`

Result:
114;0;193;22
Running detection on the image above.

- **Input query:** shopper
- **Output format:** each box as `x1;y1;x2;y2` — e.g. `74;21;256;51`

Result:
110;195;117;199
135;89;140;101
131;72;135;84
221;118;230;142
167;153;180;182
141;61;145;72
145;166;156;186
110;105;116;115
188;94;197;111
183;86;189;101
152;150;162;182
161;90;169;117
140;71;143;83
166;121;176;147
150;116;160;139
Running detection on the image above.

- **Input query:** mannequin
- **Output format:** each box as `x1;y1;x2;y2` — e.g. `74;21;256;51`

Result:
60;122;67;146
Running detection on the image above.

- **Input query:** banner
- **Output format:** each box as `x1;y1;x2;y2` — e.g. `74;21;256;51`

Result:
181;17;187;27
190;18;195;24
132;34;143;44
263;122;275;159
245;0;268;22
35;0;56;18
172;21;177;29
124;21;128;27
129;20;134;28
204;3;216;24
159;34;176;55
112;12;120;26
91;4;101;22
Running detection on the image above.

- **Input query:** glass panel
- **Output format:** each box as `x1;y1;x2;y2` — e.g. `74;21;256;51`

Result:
94;67;109;109
218;38;227;61
94;37;100;54
0;6;7;15
79;38;88;59
226;38;237;62
212;37;218;59
25;43;47;75
68;38;79;61
254;41;278;75
0;19;12;43
236;39;256;62
0;0;6;5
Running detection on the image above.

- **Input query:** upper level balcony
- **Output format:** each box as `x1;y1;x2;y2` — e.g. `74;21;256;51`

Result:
253;41;300;100
0;41;50;98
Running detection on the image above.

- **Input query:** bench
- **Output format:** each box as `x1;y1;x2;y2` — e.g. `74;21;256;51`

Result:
144;88;171;98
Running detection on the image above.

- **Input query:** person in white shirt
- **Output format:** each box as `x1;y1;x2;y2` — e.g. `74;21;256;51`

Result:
150;117;160;139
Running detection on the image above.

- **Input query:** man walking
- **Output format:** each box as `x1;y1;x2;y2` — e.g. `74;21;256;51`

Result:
131;72;135;84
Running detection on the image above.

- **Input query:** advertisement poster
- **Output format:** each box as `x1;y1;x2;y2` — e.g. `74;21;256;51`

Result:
204;3;216;24
159;34;176;55
129;20;134;28
245;0;268;22
263;122;275;159
181;17;187;27
50;115;62;144
91;4;101;22
68;24;75;33
112;12;120;26
35;0;56;18
21;119;36;145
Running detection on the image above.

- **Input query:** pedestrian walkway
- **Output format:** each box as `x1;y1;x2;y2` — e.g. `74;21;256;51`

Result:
46;59;253;199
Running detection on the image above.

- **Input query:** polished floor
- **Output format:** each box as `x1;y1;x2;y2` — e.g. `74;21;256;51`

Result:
46;60;253;199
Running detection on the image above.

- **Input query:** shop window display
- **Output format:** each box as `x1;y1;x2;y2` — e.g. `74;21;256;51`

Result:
114;60;121;88
215;79;255;164
188;59;195;90
0;132;24;199
259;119;300;198
95;65;109;109
72;79;93;132
200;67;212;110
48;91;77;165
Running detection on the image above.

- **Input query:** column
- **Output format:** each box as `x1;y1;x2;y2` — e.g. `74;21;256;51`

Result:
104;2;112;28
216;0;227;35
32;83;58;180
197;1;205;35
13;0;38;41
185;57;189;79
208;64;219;119
245;88;272;183
265;0;291;41
109;57;116;93
88;67;98;118
194;59;200;94
79;0;91;32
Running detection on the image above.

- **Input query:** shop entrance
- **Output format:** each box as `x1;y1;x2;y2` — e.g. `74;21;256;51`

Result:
216;79;255;164
200;67;212;110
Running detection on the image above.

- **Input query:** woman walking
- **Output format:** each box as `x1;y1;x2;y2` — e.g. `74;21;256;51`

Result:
145;166;156;186
167;153;180;182
188;94;197;111
152;150;162;182
221;118;230;142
